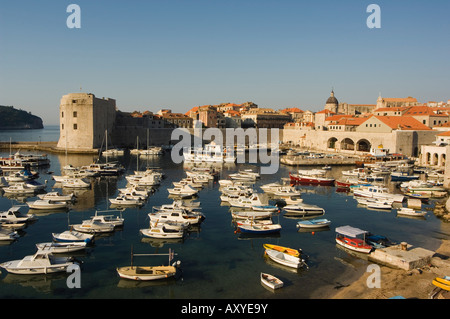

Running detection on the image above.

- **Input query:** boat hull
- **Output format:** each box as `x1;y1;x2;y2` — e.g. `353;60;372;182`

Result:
116;266;177;281
336;237;372;254
289;173;334;186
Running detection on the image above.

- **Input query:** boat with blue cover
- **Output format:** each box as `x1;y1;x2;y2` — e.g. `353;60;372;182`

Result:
296;218;331;229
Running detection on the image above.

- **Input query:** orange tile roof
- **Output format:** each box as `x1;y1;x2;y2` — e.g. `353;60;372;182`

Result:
336;116;373;126
403;106;448;117
316;109;335;114
374;116;431;130
325;114;353;121
280;107;304;113
436;130;450;136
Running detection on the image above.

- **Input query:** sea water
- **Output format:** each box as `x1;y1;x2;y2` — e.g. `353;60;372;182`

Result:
0;127;446;299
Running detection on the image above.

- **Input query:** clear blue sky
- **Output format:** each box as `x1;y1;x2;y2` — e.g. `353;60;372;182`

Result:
1;0;449;125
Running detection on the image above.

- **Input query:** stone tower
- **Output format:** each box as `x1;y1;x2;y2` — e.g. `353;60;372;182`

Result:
57;93;117;151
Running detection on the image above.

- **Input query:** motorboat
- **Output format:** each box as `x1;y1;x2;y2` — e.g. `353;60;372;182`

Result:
283;203;325;216
35;242;87;254
335;226;372;254
396;207;427;217
260;182;284;193
231;211;273;220
140;224;185;239
353;185;404;203
139;146;163;155
261;273;283;290
3;183;35;195
0;206;36;223
72;219;115;234
0;226;20;241
227;193;265;208
251;205;279;213
0;251;79;275
52;230;94;243
265;249;307;269
149;209;204;225
27;199;69;210
102;148;125;157
83;212;125;228
262;244;302;257
167;185;199;197
296;218;331;229
38;192;76;202
289;172;335;186
272;186;301;199
61;178;91;189
109;195;143;207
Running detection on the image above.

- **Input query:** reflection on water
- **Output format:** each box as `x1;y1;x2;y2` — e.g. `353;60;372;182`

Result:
0;144;446;299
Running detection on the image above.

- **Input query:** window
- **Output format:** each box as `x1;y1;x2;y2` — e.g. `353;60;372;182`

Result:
61;124;64;130
61;112;64;118
73;111;77;118
73;124;78;130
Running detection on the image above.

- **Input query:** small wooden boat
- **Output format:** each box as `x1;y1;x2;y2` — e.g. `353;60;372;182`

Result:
251;205;279;213
36;241;87;253
396;207;427;217
238;223;281;235
265;249;306;269
335;226;372;254
261;272;283;290
432;276;450;291
263;244;301;257
116;248;180;281
296;218;331;229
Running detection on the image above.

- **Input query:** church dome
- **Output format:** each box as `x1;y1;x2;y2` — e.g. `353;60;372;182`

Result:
326;90;338;105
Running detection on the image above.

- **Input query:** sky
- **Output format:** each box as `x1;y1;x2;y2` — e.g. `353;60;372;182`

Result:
0;0;449;125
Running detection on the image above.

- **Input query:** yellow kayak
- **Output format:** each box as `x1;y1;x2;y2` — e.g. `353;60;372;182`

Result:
432;277;450;291
263;244;301;257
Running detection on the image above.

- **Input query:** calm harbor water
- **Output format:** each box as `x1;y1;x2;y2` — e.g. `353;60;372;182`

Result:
0;127;448;299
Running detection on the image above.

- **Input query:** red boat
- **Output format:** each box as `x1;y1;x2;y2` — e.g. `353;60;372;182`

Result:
289;172;335;186
335;226;373;254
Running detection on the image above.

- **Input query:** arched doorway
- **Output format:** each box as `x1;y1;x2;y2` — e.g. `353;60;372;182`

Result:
327;137;338;149
340;138;355;151
356;139;371;152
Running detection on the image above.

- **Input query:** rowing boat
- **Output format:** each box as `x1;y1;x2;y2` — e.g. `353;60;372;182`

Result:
263;244;301;257
260;273;283;290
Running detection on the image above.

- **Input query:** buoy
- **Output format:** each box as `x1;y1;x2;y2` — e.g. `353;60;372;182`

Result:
312;232;315;235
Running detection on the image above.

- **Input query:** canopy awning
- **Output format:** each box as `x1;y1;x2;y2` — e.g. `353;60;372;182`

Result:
335;225;368;237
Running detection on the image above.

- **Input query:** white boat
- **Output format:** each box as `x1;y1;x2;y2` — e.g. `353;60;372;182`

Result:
102;148;125;157
61;178;91;189
109;195;143;207
35;242;87;254
139;146;163;155
238;223;282;235
260;182;284;193
265;249;306;269
52;230;94;243
251;205;279;212
231;211;273;220
296;218;331;229
72;219;115;233
153;201;201;213
84;212;125;228
140;224;184;239
127;172;162;187
173;177;204;189
167;185;199;197
397;207;427;217
0;226;20;241
3;183;35;195
183;142;236;163
150;219;189;231
148;210;204;225
0;251;78;275
228;193;265;208
353;185;404;203
38;192;76;202
261;272;283;290
283;203;325;216
272;186;301;198
27;199;69;210
0;206;36;223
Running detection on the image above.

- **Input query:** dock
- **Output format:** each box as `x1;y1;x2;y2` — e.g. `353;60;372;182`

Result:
369;243;435;271
0;141;99;154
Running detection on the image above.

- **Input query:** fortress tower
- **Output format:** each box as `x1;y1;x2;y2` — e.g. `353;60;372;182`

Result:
57;93;116;151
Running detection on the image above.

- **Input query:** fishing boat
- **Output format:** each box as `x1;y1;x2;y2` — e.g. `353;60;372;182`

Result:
283;203;325;216
0;250;78;275
237;223;281;235
272;186;301;199
296;218;331;229
260;182;284;193
0;226;20;241
27;199;69;210
335;226;372;254
109;195;143;207
251;205;279;213
3;183;35;195
61;178;91;189
262;244;301;257
149;210;204;225
396;207;427;217
265;249;307;269
38;192;76;202
228;193;265;208
140;224;185;239
116;248;181;281
52;230;94;243
35;242;87;254
390;171;419;182
84;211;125;228
289;170;335;186
261;273;283;290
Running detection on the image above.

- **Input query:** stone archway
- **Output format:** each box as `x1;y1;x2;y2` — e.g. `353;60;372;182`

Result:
356;139;371;152
327;137;338;149
340;138;355;151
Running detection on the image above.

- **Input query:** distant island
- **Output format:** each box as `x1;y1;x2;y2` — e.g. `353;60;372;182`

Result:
0;105;44;130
